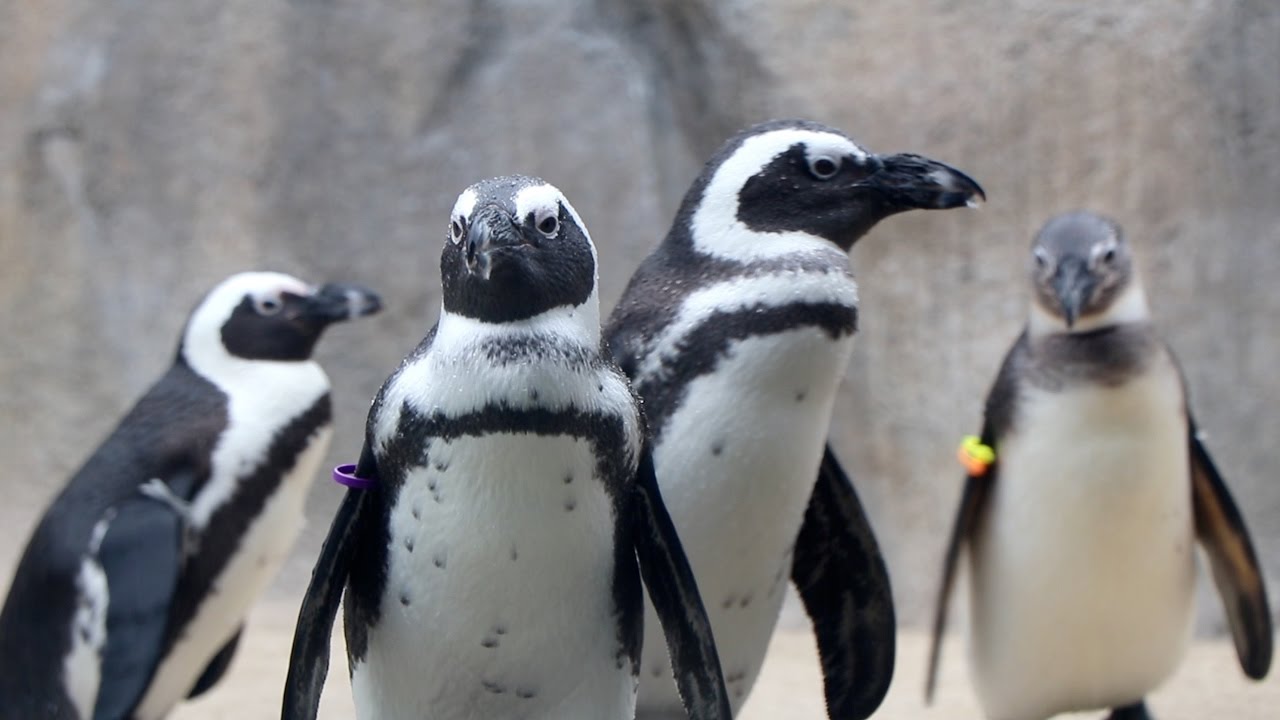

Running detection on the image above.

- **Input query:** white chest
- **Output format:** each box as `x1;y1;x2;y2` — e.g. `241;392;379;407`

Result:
968;358;1197;719
350;433;635;720
639;300;857;711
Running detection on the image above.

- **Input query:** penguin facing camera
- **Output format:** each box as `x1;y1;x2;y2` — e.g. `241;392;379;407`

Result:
283;176;732;720
926;211;1272;720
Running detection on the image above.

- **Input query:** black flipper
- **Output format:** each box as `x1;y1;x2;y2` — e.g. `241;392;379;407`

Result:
1188;418;1273;680
187;626;242;699
631;443;733;720
282;446;377;720
92;492;186;720
923;427;996;704
925;333;1025;703
791;444;895;720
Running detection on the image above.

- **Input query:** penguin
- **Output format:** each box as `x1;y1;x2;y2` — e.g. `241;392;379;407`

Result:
282;176;732;720
604;118;986;719
925;211;1273;720
0;271;382;720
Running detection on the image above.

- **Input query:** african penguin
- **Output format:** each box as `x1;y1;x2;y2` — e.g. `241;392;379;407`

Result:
0;271;381;720
604;118;986;719
926;211;1273;720
283;176;732;720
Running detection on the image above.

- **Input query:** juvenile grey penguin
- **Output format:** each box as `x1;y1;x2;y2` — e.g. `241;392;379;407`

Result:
0;271;381;720
925;211;1273;720
283;176;732;720
605;119;985;718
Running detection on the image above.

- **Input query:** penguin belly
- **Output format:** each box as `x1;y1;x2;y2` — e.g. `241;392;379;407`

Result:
133;425;332;720
637;325;855;714
350;433;634;720
968;364;1195;720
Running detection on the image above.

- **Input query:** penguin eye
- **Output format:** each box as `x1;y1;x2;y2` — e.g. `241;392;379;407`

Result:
256;296;283;316
450;218;466;245
807;155;841;180
1033;248;1050;269
1092;243;1119;267
536;213;559;237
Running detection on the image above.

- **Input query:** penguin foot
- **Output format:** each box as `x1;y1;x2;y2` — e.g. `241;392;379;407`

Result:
139;478;200;556
1105;700;1153;720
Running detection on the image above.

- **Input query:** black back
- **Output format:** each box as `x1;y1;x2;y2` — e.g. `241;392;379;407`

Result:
0;361;227;717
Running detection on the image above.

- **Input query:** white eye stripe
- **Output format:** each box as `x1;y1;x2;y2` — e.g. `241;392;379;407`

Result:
1091;238;1120;260
451;188;478;222
514;183;591;243
689;128;867;262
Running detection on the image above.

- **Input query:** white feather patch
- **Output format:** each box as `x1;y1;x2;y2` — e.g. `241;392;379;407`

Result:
374;292;638;455
692;128;867;262
63;512;115;720
352;433;635;719
635;262;856;384
636;322;857;714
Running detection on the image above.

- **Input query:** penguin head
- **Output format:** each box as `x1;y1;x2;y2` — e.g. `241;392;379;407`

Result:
679;119;984;261
182;271;382;364
1028;211;1146;334
440;176;597;324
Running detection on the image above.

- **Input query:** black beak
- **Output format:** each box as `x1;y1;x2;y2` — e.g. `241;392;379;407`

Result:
302;283;382;324
865;153;986;210
1052;259;1092;329
464;205;523;279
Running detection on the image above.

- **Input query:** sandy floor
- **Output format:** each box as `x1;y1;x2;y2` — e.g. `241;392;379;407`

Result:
169;598;1279;720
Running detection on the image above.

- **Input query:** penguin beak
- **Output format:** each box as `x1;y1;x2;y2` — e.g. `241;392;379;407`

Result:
864;153;986;210
303;283;383;324
1052;259;1092;329
464;206;524;280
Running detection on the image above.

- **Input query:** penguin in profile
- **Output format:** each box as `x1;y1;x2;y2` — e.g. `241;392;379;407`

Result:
926;211;1272;720
0;271;381;720
605;118;985;718
283;176;732;720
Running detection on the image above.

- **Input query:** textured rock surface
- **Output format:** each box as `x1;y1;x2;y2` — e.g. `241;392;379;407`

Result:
2;1;1278;636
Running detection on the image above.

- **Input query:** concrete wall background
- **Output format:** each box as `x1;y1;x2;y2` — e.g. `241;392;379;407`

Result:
1;1;1277;633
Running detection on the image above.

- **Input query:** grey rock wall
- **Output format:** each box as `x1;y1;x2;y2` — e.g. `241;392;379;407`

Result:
1;0;1277;633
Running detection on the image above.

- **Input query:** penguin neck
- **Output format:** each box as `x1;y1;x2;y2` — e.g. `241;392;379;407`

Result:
434;286;602;353
1028;280;1152;338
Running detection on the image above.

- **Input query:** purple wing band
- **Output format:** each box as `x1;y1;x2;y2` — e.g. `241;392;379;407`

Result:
333;463;375;490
